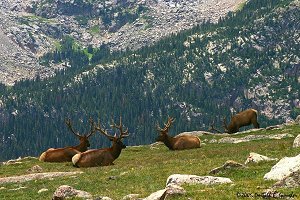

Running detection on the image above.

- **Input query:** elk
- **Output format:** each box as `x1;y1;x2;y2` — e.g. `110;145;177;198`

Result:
223;109;260;134
156;116;201;150
72;116;129;168
39;118;96;162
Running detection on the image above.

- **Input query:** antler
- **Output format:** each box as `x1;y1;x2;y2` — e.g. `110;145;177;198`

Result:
157;116;175;133
223;117;228;131
208;120;222;133
65;118;81;137
86;117;96;138
111;116;129;139
95;117;115;140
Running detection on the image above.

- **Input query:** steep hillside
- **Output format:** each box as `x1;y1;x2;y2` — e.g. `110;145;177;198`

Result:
0;0;299;161
0;0;243;85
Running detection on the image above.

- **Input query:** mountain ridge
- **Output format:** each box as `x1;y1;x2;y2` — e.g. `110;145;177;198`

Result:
0;0;244;85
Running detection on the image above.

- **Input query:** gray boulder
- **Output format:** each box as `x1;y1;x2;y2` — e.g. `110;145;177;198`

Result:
293;134;300;148
209;160;246;175
245;152;278;165
27;165;43;173
264;154;300;181
273;170;300;188
166;174;232;187
122;194;140;200
52;185;92;200
143;184;185;200
295;115;300;124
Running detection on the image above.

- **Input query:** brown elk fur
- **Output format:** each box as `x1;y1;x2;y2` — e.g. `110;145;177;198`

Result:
72;116;129;168
224;109;260;134
39;118;95;162
156;117;201;150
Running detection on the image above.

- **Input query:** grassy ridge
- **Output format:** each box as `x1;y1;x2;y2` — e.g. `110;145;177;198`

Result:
1;124;300;199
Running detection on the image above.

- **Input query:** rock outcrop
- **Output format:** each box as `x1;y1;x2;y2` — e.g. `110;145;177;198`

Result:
166;174;233;187
293;134;300;148
264;154;300;181
209;160;246;175
245;152;278;165
0;171;83;184
273;170;300;188
52;185;92;200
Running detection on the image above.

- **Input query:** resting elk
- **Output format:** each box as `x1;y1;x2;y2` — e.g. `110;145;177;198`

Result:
72;116;129;168
39;118;96;162
156;116;201;150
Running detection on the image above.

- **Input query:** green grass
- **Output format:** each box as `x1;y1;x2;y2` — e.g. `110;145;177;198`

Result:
89;25;100;35
22;15;56;24
1;125;300;199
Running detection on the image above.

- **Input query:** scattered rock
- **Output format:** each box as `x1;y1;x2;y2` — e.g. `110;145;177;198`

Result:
264;154;300;181
166;174;232;187
164;184;186;197
150;142;163;149
214;133;294;144
209;160;246;175
177;131;213;137
94;196;113;200
144;174;231;200
273;170;300;188
1;156;37;165
9;186;27;191
2;158;23;165
52;185;92;200
38;188;49;193
0;171;83;184
295;115;300;124
143;189;166;200
27;165;43;173
122;194;140;200
293;134;300;148
265;125;284;130
245;152;278;165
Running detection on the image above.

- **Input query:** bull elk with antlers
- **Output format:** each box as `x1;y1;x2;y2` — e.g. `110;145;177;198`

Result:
209;109;260;134
156;116;201;150
39;118;96;162
72;116;129;167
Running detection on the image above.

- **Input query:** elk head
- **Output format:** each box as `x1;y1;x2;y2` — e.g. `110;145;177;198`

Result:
156;116;175;143
65;117;96;151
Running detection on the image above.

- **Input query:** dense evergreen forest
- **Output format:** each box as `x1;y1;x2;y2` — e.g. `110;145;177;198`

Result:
0;0;299;161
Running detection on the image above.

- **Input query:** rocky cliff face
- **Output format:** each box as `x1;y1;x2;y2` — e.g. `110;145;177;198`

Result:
0;0;245;85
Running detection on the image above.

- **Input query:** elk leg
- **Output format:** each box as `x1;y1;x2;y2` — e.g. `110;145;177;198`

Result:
252;121;260;128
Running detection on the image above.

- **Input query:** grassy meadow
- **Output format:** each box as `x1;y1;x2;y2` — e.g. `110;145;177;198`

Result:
1;124;300;199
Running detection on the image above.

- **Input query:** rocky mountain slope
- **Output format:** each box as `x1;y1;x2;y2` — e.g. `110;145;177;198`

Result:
0;0;299;162
0;0;244;85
